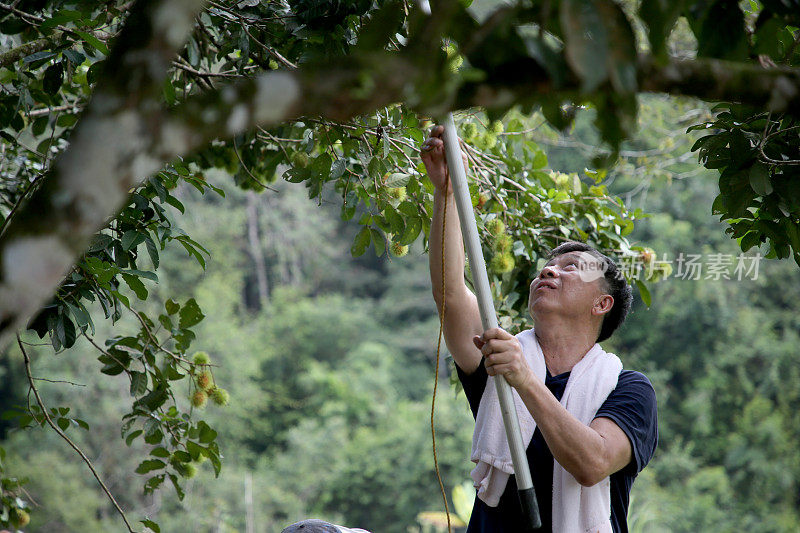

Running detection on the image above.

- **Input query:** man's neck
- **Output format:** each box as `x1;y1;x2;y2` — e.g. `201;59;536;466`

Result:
534;319;598;376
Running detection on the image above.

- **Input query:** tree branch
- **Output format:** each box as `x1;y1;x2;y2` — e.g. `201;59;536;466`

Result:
636;54;800;115
0;38;50;69
18;334;135;533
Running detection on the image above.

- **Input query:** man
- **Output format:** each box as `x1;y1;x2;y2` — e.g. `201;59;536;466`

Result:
420;126;657;532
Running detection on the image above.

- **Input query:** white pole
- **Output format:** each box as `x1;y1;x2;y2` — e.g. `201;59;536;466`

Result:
441;113;541;529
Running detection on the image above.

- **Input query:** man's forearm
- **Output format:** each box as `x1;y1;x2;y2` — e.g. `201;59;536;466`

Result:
516;378;615;486
429;188;467;308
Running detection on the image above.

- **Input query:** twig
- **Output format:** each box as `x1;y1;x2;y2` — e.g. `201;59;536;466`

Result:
758;124;800;166
257;127;291;159
18;334;136;533
32;377;86;387
27;104;79;117
237;15;298;70
171;59;254;79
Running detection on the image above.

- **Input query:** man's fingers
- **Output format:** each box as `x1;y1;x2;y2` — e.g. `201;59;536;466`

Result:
472;335;485;350
420;137;443;154
480;339;502;356
485;361;513;377
483;327;512;340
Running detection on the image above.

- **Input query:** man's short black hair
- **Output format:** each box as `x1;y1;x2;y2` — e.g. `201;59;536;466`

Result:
546;241;632;342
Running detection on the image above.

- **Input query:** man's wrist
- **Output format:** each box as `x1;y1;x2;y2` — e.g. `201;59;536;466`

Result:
516;368;544;404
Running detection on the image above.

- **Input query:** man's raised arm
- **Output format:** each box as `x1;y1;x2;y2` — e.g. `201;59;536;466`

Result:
421;126;484;375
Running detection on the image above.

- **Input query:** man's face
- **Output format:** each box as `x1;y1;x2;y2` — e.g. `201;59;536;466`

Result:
528;251;610;319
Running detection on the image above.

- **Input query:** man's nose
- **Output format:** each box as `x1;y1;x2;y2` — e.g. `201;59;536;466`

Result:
540;265;558;278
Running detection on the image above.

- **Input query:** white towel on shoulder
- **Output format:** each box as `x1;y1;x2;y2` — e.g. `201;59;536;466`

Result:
469;328;622;532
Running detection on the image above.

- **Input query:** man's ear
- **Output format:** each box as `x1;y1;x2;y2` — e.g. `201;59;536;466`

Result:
592;294;614;316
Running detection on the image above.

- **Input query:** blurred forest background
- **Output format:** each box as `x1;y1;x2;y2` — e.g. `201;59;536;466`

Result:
3;93;799;533
2;0;800;531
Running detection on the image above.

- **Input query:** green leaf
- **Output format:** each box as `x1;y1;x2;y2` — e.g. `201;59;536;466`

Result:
634;279;651;307
783;219;800;254
168;473;185;500
88;233;113;252
125;430;143;446
23;51;55;64
179;298;204;328
41;10;83;31
331;157;346;179
150;447;171;458
186;440;205;461
138;386;168;411
532;149;548;169
158;313;172;331
165;195;185;214
207;443;222;477
397;215;422;245
384;173;411;187
76;30;110;56
122;273;148;300
145;236;160;268
370;228;385;256
135;459;166;475
197;421;217;444
56;114;78;128
385;207;405;235
57;417;70;431
86;60;105;85
142;519;161;533
283;168;308;183
739;230;762;252
163;78;176;105
350;226;371;257
130;371;148;396
748;162;772;196
62;49;85;65
121;268;158;282
312;152;332;177
165;299;179;315
121;230;146;251
32;115;48;136
43;62;64;95
62;316;76;349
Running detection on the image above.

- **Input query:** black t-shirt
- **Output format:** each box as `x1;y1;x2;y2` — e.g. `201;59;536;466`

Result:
456;360;658;533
